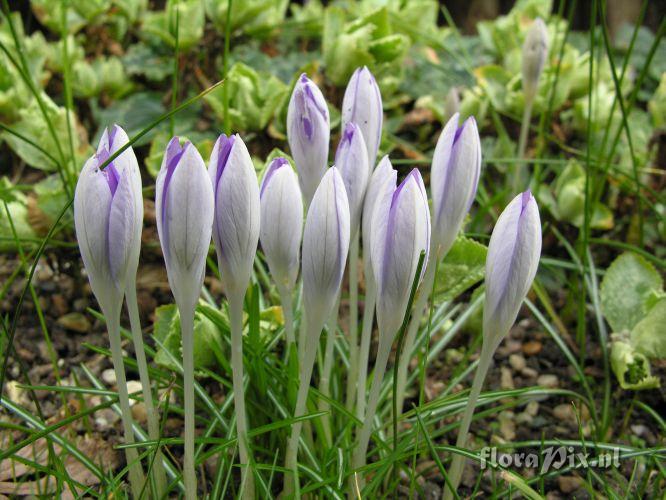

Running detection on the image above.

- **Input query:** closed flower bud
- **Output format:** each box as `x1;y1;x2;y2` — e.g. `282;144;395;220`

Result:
287;74;330;205
341;66;383;168
302;167;351;324
209;134;261;296
156;137;214;310
431;113;481;257
444;87;460;123
335;122;370;236
483;191;541;348
522;17;549;100
371;169;431;338
74;124;143;311
259;157;303;289
361;156;397;283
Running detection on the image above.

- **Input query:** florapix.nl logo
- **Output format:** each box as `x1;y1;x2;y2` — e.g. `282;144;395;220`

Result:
480;446;621;474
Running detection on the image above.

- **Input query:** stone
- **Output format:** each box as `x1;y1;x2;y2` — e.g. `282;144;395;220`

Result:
536;374;559;388
509;354;526;371
56;312;90;333
557;475;583;494
522;341;542;356
102;368;117;385
553;404;575;423
500;367;515;390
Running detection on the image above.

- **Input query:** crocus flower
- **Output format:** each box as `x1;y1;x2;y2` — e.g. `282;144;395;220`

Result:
335;122;370;236
431;113;481;257
156;137;215;311
74;124;143;312
444;87;460;122
301;167;351;324
287;73;330;205
522;17;549;101
259;157;303;290
208;133;261;296
341;66;383;168
483;190;542;348
371;168;431;339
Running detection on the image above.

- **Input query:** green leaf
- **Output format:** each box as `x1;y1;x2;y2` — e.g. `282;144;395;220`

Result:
630;299;666;359
0;178;36;250
204;0;289;36
435;236;488;301
141;0;205;50
34;174;73;227
610;340;659;391
600;252;664;334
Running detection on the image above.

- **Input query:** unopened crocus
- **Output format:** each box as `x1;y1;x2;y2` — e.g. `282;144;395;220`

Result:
287;73;330;205
444;191;541;499
352;169;431;477
522;17;549;101
341;66;383;167
208;133;260;499
335;122;370;236
444;87;460;123
74;125;146;498
284;167;350;495
260;157;303;346
156;137;214;500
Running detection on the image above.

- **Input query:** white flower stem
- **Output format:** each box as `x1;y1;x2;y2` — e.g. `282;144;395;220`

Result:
228;291;255;499
351;333;392;490
394;252;438;420
106;307;146;499
356;273;376;421
277;283;295;348
345;233;360;411
319;295;339;446
513;98;534;193
125;282;167;498
283;313;323;497
443;345;493;500
179;305;197;499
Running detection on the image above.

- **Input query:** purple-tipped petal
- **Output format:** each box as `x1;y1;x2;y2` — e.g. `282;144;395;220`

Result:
260;157;290;198
335;122;370;235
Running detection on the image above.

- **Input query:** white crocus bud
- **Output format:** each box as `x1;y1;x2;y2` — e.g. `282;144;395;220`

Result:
208;134;261;297
371;169;431;339
431;113;481;257
522;17;549;101
259;157;303;290
302;167;351;326
335;122;370;237
444;87;460;123
483;190;542;349
287;73;330;206
341;66;383;168
156;137;214;311
74;124;143;313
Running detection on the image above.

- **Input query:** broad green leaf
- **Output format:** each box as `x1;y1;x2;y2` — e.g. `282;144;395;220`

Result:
91;92;165;147
34;174;73;227
122;43;173;82
630;299;666;359
610;340;659;391
0;179;36;251
600;252;664;334
648;74;666;128
141;0;204;50
435;236;488;301
204;0;289;36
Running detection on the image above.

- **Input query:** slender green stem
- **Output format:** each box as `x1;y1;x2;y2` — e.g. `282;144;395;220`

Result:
180;305;197;499
106;305;146;498
277;284;295;347
443;345;493;500
345;234;360;411
125;281;167;498
318;294;340;446
228;291;254;499
356;273;376;422
513;99;534;193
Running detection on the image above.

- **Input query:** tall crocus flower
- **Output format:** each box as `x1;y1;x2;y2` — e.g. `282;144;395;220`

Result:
283;167;350;496
396;114;482;416
357;156;397;419
156;137;214;499
352;169;431;479
341;66;383;168
445;191;541;499
209;133;260;499
74;125;146;498
287;73;330;205
259;157;303;346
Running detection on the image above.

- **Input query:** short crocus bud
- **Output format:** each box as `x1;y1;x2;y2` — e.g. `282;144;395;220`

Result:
341;66;383;168
156;137;214;310
371;169;431;338
208;134;260;296
287;73;330;205
483;191;541;348
431;113;481;257
522;17;549;100
302;167;351;324
74;124;143;312
335;122;370;236
361;156;397;282
444;87;460;122
259;157;303;289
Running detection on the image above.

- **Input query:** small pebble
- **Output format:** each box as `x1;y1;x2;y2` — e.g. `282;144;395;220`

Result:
102;368;117;385
522;340;542;356
553;404;575;423
500;367;515;390
126;380;143;406
498;411;516;440
557;475;582;494
56;312;90;333
525;401;539;416
521;367;538;378
132;402;148;423
509;353;526;371
536;374;559;388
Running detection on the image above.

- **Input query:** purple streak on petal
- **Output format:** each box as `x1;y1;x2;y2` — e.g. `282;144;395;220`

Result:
303;81;327;118
260;157;289;198
95;147;121;196
108;124;119;148
302;117;313;140
335;122;356;160
160;137;187;253
369;70;382;151
520;190;532;215
214;134;235;196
